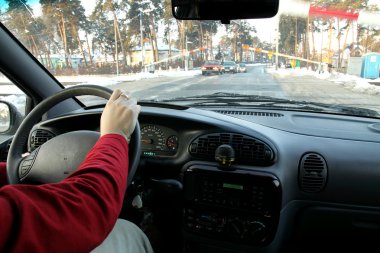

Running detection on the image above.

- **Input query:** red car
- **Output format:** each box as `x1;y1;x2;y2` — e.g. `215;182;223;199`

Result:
201;60;224;75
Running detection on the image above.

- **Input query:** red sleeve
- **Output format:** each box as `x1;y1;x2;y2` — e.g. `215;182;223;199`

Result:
0;134;129;253
0;162;7;186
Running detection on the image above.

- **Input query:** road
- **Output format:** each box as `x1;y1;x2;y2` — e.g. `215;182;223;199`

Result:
105;65;285;101
2;64;380;115
102;64;380;114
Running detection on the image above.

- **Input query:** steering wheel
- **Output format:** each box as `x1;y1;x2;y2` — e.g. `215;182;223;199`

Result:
7;85;141;186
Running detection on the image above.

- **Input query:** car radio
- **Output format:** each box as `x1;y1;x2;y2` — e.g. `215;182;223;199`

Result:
183;165;281;246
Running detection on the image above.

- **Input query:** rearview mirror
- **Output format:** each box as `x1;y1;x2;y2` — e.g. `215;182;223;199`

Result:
172;0;279;24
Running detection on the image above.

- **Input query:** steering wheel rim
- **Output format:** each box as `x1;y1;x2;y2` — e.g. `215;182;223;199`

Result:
7;85;141;186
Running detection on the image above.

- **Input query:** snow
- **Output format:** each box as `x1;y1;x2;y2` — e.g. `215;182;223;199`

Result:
0;85;24;95
245;63;268;67
59;69;201;87
268;67;380;96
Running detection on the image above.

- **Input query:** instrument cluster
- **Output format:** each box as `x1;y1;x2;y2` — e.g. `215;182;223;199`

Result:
140;124;179;157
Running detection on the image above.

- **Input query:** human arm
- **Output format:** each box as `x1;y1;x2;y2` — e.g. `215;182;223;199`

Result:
0;162;6;186
0;89;140;252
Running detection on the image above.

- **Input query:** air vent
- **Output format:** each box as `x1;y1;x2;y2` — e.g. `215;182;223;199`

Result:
299;153;327;193
30;129;55;151
189;133;274;166
214;110;284;117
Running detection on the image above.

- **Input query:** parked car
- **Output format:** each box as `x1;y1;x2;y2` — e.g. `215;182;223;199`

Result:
238;63;247;73
201;60;224;75
223;61;238;73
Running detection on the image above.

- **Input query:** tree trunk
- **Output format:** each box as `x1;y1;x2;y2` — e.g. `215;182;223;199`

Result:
59;14;70;68
29;35;44;65
306;16;310;68
42;41;54;70
148;32;154;64
365;26;370;53
340;21;351;68
233;25;238;61
73;25;88;67
199;22;204;61
113;11;127;66
295;17;298;56
103;43;107;64
149;15;159;63
311;17;316;61
85;32;93;65
337;18;341;69
328;20;333;64
168;23;172;66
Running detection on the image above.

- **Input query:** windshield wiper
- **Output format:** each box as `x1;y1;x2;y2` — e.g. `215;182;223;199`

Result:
143;92;379;117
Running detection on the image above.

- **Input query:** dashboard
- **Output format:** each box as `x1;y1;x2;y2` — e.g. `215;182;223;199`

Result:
26;105;380;252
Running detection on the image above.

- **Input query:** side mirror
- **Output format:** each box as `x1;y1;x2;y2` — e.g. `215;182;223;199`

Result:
0;101;22;134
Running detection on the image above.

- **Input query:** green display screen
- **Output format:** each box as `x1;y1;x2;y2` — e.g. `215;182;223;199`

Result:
223;183;244;190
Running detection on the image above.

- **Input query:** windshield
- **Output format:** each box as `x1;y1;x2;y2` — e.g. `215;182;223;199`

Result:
1;0;380;118
204;61;221;65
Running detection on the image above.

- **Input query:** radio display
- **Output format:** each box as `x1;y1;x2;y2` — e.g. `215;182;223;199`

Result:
223;183;243;190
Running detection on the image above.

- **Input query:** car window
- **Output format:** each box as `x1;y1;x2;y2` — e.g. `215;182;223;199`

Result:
0;0;379;118
205;61;221;65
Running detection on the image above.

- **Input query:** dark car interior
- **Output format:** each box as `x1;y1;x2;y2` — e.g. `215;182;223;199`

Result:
1;0;380;252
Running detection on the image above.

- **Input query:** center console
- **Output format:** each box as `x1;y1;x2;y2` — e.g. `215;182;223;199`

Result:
183;165;282;250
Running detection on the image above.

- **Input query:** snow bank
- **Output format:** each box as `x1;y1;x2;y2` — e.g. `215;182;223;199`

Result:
57;69;201;87
0;85;24;95
246;63;268;67
268;67;380;96
0;76;12;84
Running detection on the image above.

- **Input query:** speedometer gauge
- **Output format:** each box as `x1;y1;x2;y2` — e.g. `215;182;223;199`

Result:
140;125;178;157
141;125;166;151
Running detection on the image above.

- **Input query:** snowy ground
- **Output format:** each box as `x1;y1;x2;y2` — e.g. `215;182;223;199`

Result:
59;69;201;88
0;69;201;115
267;67;380;96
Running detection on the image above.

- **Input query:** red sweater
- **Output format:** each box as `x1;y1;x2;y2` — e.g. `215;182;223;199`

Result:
0;134;129;252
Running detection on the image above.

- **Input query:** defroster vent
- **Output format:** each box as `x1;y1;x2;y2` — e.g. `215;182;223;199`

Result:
30;129;55;151
299;153;327;193
214;110;284;117
189;133;275;166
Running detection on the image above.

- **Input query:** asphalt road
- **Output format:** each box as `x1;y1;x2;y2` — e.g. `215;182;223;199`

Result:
2;64;380;115
110;65;285;101
102;64;380;114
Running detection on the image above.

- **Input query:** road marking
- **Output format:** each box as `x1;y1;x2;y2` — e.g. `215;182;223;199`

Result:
165;75;218;92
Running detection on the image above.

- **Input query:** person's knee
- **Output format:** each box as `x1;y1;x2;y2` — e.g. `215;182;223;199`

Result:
91;219;154;253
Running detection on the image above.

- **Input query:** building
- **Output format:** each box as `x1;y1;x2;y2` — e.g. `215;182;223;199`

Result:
129;44;181;66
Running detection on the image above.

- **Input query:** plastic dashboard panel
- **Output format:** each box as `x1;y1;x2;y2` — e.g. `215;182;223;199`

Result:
29;105;380;251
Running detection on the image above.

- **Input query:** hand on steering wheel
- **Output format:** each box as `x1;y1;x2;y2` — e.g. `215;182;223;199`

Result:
7;85;141;186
